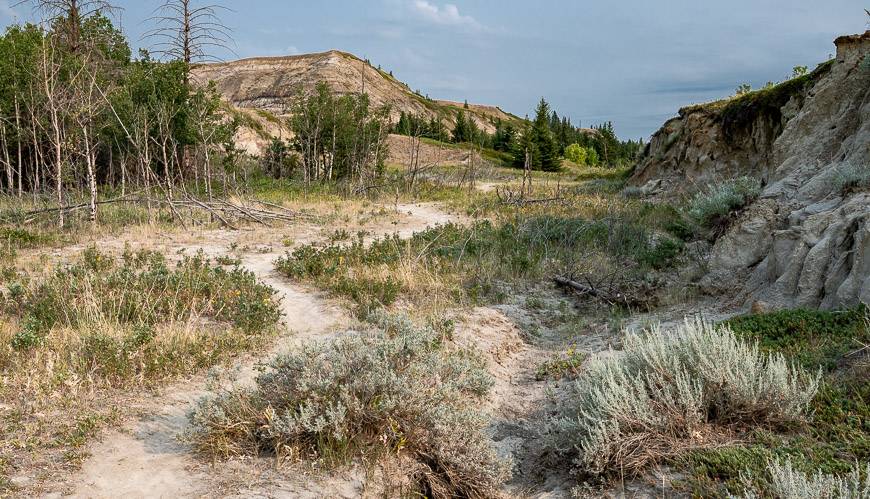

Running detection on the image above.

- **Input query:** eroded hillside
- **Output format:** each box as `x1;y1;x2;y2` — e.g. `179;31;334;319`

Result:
193;50;521;135
630;31;870;311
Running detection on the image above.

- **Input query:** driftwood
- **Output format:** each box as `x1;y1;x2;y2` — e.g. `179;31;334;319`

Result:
496;185;564;206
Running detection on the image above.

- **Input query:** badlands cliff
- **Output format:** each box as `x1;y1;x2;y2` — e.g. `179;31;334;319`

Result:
631;31;870;311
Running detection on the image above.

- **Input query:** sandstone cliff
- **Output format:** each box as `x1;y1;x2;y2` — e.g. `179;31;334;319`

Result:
630;31;870;310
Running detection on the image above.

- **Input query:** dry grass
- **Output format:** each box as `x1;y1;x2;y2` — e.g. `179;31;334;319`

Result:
0;247;282;493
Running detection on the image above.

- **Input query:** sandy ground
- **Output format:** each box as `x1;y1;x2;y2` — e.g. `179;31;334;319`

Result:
29;203;460;498
25;200;725;498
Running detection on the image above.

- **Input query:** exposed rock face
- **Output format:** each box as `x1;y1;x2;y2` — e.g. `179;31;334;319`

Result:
192;50;520;134
632;31;870;310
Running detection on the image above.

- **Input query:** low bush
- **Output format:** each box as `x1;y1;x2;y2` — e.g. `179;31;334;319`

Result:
550;319;819;475
188;312;509;497
687;176;761;230
743;459;870;499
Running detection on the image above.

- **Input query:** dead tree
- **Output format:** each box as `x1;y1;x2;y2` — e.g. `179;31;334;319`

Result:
146;0;234;73
20;0;120;53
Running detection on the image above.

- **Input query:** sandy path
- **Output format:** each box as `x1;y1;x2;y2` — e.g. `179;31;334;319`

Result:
46;202;456;499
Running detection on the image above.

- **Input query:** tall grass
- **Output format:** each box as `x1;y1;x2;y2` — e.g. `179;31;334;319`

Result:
276;214;683;314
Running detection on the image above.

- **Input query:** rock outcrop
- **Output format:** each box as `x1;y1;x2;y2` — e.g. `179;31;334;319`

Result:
631;31;870;310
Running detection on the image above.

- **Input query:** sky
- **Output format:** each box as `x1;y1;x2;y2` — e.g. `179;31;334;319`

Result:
1;0;867;139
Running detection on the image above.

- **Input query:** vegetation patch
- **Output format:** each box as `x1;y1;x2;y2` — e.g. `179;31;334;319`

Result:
687;176;761;233
549;319;819;476
188;312;509;497
536;346;586;380
0;247;282;492
833;162;870;195
276;214;683;314
678;307;870;496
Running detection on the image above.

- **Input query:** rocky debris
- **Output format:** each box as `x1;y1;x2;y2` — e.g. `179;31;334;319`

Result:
632;31;870;311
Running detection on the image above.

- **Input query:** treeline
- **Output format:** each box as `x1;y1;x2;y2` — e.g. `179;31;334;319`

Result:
0;1;394;227
391;98;644;171
0;6;234;226
263;82;391;187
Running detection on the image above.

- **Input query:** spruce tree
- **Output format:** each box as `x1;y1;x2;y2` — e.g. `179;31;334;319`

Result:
532;98;560;171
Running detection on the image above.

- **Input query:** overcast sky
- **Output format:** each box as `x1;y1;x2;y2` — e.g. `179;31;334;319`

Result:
1;0;867;139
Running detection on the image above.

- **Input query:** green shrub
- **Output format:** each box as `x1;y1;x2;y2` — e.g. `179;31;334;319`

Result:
536;346;586;380
687;176;761;229
188;312;509;497
550;319;819;475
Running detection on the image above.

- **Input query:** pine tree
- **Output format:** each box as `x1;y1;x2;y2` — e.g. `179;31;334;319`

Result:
452;110;469;143
532;98;559;171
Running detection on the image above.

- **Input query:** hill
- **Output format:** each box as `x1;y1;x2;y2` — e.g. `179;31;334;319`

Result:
192;50;523;153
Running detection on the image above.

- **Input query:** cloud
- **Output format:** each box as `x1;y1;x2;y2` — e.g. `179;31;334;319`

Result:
286;45;300;55
411;1;483;30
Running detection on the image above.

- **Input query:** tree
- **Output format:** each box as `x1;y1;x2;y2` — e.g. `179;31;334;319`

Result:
529;98;559;171
146;0;234;84
290;82;390;189
564;143;587;165
452;109;470;143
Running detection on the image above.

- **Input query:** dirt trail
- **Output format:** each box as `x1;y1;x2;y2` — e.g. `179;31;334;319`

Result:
46;203;457;499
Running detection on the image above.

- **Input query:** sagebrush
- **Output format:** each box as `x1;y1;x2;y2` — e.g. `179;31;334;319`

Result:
688;176;761;229
550;318;819;475
188;312;509;498
743;459;870;499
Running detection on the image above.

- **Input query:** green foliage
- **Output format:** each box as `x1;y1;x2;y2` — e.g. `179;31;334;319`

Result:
687;176;761;230
392;111;449;142
188;312;509;497
290;82;391;185
725;307;868;372
261;138;298;179
564;143;587;165
536;346;586;380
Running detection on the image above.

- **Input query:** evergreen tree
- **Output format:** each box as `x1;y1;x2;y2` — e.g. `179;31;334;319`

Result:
452;109;470;143
531;98;560;171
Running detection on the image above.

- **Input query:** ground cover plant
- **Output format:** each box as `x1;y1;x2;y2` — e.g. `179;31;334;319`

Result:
188;311;509;498
677;307;870;497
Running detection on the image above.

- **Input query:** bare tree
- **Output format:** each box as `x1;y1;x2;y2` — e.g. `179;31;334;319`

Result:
145;0;234;79
19;0;119;53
